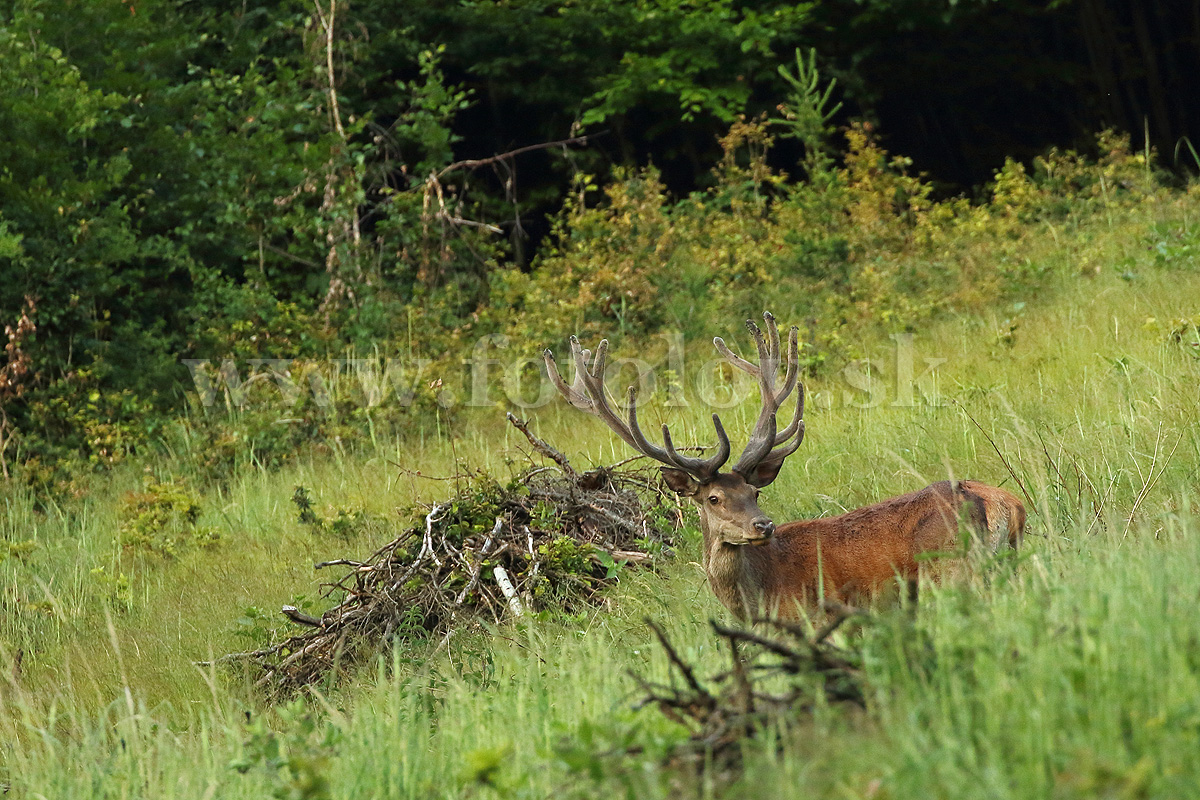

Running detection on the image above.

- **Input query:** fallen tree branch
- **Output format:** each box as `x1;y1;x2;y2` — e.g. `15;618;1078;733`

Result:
507;412;577;478
218;457;682;697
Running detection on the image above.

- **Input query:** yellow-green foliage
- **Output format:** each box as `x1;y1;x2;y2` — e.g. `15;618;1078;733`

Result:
118;478;218;557
489;167;676;346
538;537;594;575
1;538;35;564
491;121;1168;371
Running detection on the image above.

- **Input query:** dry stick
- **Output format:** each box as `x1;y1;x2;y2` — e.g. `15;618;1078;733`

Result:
953;400;1038;514
813;602;863;644
493;566;525;617
584;502;640;534
421;504;445;567
313;558;365;570
506;412;577;478
456;517;503;605
388;464;476;482
1122;429;1184;539
728;637;754;715
597;548;652;563
435;135;597;180
710;622;806;662
196;646;277;667
645;617;712;702
421;134;598;245
282;606;323;628
385;507;445;593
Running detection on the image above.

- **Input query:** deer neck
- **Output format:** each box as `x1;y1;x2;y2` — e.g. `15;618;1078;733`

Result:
698;514;768;620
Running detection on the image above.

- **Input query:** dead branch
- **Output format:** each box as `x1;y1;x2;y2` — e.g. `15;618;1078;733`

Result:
282;606;323;627
435;135;597;180
507;412;577;478
218;456;681;697
631;613;867;773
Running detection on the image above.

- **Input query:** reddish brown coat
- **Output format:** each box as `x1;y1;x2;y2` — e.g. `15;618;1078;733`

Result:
703;480;1026;619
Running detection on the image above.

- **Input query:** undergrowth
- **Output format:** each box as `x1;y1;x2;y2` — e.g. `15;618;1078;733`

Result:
0;121;1197;798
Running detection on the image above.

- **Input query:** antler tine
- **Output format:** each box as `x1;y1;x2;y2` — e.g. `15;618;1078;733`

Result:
574;340;645;451
774;326;802;442
624;386;672;462
588;338;609;382
544;340;591;411
752;384;805;477
719;312;807;476
547;335;731;480
713;336;755;373
745;317;772;375
625;388;732;479
733;412;778;475
661;413;731;480
775;325;798;402
763;311;781;377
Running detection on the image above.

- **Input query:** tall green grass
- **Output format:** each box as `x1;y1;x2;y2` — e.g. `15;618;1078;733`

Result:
2;199;1199;797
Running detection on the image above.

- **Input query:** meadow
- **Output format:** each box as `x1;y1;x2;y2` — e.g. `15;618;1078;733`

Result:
3;182;1200;798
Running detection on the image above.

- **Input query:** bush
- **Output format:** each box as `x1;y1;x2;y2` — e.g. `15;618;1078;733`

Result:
118;478;218;557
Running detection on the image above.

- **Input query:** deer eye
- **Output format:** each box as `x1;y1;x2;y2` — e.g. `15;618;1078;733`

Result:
708;495;720;505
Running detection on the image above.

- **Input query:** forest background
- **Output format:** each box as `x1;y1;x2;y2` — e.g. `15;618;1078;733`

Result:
0;0;1195;478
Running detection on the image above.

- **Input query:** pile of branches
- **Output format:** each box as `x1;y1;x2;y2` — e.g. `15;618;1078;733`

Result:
217;415;682;696
633;604;867;771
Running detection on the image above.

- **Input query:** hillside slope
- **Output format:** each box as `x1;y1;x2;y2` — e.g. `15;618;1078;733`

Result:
2;194;1200;798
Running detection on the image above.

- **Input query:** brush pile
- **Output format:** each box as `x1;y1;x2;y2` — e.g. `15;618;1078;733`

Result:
219;415;682;696
634;605;867;771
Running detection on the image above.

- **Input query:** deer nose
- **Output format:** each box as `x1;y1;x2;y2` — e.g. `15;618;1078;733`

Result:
752;518;775;537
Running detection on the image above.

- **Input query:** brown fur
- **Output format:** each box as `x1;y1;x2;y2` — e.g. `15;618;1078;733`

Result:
695;479;1025;620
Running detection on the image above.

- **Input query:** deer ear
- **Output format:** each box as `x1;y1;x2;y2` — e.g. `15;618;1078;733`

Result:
660;467;700;496
740;457;785;488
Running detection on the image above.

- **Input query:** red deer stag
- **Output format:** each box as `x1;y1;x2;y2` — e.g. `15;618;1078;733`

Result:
543;312;1025;620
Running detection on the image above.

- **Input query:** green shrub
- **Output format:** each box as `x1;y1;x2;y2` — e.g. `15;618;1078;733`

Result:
118;478;218;557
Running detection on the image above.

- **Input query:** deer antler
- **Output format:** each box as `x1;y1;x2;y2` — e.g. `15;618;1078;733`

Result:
713;311;805;477
544;336;731;481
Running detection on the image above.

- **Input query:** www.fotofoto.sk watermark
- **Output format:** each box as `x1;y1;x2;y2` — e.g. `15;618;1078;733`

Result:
182;333;947;412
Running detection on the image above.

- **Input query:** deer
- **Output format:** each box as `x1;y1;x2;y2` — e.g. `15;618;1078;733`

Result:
543;312;1025;621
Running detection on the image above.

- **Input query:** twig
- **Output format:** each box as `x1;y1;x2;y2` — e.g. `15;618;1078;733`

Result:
710;621;806;661
456;518;503;605
507;412;577;478
389;463;477;482
645;617;711;701
814;600;863;643
584;502;640;534
728;637;753;715
282;606;323;627
314;559;365;570
435;135;597;180
434;212;502;234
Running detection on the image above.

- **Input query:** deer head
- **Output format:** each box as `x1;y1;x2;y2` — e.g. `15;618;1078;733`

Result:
543;312;805;548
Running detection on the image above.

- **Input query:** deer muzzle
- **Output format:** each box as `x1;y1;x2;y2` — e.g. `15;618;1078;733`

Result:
747;517;775;545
